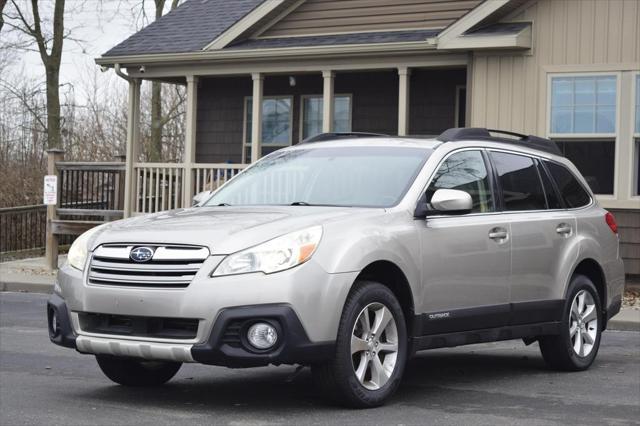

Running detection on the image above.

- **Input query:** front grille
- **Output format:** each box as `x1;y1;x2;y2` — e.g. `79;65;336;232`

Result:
88;244;209;288
78;312;199;339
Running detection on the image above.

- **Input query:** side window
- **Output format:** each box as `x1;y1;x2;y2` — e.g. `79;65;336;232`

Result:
544;161;591;208
426;150;494;213
491;152;547;211
537;161;562;209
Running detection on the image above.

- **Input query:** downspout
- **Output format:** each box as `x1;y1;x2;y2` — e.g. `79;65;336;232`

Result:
114;63;132;82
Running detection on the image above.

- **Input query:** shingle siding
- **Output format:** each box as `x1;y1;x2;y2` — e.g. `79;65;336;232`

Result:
195;69;466;163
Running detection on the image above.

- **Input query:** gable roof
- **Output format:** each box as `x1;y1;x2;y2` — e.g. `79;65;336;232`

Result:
102;0;264;57
99;0;530;62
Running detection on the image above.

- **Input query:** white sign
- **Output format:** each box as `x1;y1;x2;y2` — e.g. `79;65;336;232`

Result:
43;175;57;205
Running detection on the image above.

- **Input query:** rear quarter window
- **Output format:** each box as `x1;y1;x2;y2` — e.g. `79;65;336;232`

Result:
544;161;591;208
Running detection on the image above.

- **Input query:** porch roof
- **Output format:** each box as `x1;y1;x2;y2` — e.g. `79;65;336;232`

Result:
226;29;441;50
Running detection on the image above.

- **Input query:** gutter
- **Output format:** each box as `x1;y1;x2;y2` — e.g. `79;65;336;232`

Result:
95;40;439;67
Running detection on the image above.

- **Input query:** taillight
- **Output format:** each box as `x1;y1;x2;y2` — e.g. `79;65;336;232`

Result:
605;211;618;234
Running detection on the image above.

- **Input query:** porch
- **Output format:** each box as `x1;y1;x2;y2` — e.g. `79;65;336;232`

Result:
123;63;468;216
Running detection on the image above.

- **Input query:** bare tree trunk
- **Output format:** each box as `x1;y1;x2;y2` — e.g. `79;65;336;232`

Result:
149;79;162;161
45;64;61;149
148;0;166;161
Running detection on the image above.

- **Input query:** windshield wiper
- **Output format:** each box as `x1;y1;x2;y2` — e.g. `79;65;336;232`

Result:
216;203;232;206
290;201;311;206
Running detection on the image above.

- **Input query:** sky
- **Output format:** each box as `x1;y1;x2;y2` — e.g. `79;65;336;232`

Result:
4;0;167;100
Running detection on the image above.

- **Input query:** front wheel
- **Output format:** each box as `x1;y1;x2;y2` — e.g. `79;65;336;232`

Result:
312;281;408;408
539;274;602;371
96;355;182;386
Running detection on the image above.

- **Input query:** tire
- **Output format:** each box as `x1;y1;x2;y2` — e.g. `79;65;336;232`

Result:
312;280;408;408
539;274;602;371
96;355;182;386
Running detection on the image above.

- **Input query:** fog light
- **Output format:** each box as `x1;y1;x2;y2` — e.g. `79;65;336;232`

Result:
50;310;59;336
247;322;278;350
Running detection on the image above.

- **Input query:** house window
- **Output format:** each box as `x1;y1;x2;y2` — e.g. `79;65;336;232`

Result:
550;75;616;134
301;95;352;141
549;74;617;195
245;96;293;146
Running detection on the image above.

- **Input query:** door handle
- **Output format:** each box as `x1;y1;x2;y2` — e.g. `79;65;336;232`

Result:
556;223;573;236
488;227;508;241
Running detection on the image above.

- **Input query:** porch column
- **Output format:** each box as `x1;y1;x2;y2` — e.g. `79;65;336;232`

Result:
183;75;198;207
322;70;335;133
123;78;141;218
251;72;264;163
397;67;411;136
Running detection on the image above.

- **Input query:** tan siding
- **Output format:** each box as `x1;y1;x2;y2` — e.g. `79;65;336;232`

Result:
471;0;640;134
261;0;483;37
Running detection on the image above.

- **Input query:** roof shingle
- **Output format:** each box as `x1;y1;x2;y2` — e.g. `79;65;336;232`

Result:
102;0;264;57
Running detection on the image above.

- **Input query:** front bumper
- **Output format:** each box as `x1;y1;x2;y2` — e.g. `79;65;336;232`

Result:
51;259;355;367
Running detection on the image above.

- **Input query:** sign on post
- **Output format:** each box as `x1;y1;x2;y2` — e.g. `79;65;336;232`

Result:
43;175;57;205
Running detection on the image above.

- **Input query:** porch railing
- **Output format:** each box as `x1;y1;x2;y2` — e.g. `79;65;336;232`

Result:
133;163;248;214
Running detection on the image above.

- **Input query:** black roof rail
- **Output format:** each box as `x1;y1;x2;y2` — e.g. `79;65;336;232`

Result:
301;132;388;143
437;127;562;156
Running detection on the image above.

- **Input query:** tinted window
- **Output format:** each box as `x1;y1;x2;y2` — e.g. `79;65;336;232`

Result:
544;161;591;208
537;161;562;209
426;150;494;213
491;152;547;211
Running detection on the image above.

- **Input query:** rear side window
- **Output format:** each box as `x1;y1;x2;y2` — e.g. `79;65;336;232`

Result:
491;152;547;211
544;161;591;208
537;161;562;209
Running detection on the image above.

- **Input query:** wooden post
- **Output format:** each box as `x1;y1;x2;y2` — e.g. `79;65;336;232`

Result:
123;79;141;218
251;73;264;163
322;70;335;133
45;148;64;270
398;67;411;136
182;75;199;207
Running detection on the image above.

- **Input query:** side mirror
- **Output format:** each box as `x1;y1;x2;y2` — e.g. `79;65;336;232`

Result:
414;189;472;218
192;190;213;206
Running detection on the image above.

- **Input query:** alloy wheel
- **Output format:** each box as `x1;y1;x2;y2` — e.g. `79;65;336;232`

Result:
569;290;598;357
350;302;399;390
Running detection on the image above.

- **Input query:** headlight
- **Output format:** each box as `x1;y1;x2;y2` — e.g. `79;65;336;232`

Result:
212;226;322;277
67;225;103;271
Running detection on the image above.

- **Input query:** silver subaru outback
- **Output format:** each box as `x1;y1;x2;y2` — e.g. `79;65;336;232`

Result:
48;128;624;408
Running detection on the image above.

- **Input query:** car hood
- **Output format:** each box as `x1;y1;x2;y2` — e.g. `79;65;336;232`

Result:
91;206;379;254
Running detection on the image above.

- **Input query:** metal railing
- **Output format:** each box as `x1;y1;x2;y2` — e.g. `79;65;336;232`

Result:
0;205;48;253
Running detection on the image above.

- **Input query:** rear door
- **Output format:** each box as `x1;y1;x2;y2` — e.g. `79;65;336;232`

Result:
489;151;577;325
418;149;511;334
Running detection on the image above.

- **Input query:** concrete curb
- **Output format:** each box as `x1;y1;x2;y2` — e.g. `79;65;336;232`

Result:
0;282;53;294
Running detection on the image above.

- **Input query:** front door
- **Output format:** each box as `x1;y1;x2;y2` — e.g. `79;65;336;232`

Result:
418;149;511;335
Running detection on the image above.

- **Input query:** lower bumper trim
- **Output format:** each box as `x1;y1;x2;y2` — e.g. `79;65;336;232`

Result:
76;335;195;363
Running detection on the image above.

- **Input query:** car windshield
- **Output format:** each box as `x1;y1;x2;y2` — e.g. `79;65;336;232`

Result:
205;146;432;208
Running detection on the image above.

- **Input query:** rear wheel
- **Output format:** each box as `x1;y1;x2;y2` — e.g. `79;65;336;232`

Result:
539;274;602;371
312;281;407;408
96;355;182;386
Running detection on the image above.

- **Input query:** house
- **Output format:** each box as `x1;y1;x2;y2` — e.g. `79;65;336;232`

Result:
96;0;640;275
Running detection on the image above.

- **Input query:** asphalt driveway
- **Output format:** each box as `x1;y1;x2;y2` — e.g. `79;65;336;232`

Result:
1;292;638;425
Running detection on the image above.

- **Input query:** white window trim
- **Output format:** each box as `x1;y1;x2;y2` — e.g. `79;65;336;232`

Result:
546;72;620;139
242;95;294;163
454;85;466;128
298;94;353;143
632;72;640;199
545;71;621;200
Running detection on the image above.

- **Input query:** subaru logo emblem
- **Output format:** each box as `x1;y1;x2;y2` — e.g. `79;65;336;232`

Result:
130;247;154;263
